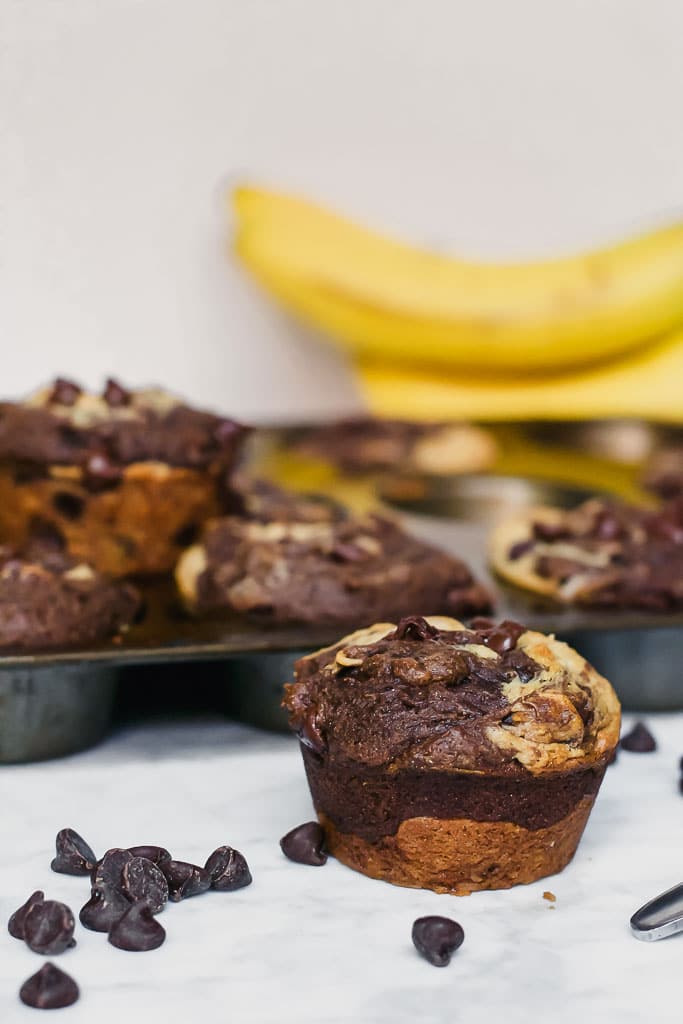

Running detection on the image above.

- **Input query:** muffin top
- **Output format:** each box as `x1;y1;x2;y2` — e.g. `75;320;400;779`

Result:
0;541;140;651
284;615;620;776
291;417;497;475
0;379;247;470
176;514;491;624
490;496;683;610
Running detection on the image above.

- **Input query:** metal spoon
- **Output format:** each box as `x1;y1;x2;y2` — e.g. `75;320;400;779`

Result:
631;883;683;941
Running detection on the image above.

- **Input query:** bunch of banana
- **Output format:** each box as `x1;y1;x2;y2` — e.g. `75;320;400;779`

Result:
233;186;683;377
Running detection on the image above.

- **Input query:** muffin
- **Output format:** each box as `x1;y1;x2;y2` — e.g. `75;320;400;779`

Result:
224;475;347;524
283;615;620;894
0;379;248;576
290;417;497;476
176;513;491;625
490;496;683;610
642;447;683;499
0;541;140;651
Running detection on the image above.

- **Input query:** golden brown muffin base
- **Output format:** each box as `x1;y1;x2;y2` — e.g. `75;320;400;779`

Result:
0;462;223;577
319;797;595;895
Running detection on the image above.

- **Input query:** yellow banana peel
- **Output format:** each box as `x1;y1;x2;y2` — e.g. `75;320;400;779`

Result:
358;331;683;423
233;186;683;375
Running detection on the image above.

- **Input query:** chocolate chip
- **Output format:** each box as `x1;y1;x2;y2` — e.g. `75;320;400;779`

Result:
81;848;134;931
49;378;82;406
532;520;570;542
280;822;327;866
93;847;133;889
83;452;123;489
173;522;200;547
204;846;252;891
127;845;172;867
330;542;368;562
411;916;465;967
108;902;166;952
508;539;535;560
8;890;44;940
51;827;98;876
121;857;168;913
480;619;526;655
28;516;65;549
20;963;79;1010
161;860;211;901
214;419;242;448
392;616;441;642
103;378;131;407
52;490;85;521
620;722;657;753
24;900;76;955
79;889;130;933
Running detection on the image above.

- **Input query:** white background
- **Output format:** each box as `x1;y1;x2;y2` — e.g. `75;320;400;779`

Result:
3;0;683;421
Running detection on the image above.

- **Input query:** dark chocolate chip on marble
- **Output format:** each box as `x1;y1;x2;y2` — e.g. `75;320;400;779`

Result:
411;916;465;967
51;827;98;876
79;887;130;933
20;963;80;1010
103;378;131;407
280;822;327;866
24;900;76;955
121;857;168;914
8;890;44;940
620;722;657;753
205;846;252;891
162;860;211;902
127;845;172;867
49;378;82;406
108;902;166;952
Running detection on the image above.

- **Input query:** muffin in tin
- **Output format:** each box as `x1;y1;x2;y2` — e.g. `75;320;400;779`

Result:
176;513;491;625
290;417;498;476
0;541;140;651
0;379;247;577
490;496;683;610
283;615;620;894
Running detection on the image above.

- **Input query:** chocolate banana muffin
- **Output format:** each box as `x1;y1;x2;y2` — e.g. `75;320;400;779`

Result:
0;379;247;576
175;514;491;625
290;417;497;476
283;615;620;894
0;541;140;651
490;496;683;610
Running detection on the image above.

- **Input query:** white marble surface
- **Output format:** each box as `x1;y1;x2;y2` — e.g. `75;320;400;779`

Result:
1;712;682;1023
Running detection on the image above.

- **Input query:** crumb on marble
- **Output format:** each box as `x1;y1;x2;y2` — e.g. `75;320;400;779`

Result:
543;891;556;903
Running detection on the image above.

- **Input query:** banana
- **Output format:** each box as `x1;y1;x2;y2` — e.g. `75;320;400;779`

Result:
233;186;683;374
357;331;683;423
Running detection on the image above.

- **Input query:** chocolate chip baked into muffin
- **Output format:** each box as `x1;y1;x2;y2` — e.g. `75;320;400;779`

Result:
0;541;140;650
175;514;491;625
490;497;683;610
290;417;497;476
0;379;247;576
284;615;620;894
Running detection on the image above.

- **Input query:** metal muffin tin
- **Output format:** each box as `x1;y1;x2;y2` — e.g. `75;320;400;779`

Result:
1;419;681;762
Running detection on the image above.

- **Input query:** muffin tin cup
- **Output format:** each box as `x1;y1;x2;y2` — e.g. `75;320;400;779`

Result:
226;652;303;732
0;664;118;763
